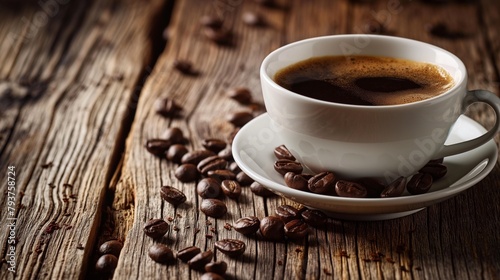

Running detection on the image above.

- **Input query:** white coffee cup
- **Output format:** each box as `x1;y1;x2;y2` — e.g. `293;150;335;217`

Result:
260;35;500;181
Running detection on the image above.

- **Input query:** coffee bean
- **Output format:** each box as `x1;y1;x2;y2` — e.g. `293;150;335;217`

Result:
228;128;240;144
335;180;368;198
233;216;260;235
274;145;296;161
154;97;182;117
188;250;213;271
407;173;433;195
200;199;227;218
275;205;300;223
301;209;327;227
197;178;222;199
236;171;253;185
98;240;123;257
381;176;407;198
205;261;227;275
202;138;227;153
242;11;265;26
284;172;309;191
227;87;253;104
95;254;118;274
161;127;186;144
182;150;216;165
207;169;236;182
203;27;233;45
427;22;467;39
284;219;309;240
160;186;187;206
274;159;303;176
176;246;201;263
308;172;335;194
221;180;242;199
175;164;199;182
200;15;224;29
420;162;447;179
198;156;228;175
227;111;253;127
173;59;195;75
250;182;275;197
217;147;233;161
229;162;241;173
215;239;246;258
429;158;444;164
143;219;169;239
148;244;175;264
357;177;385;198
201;272;225;280
260;216;285;241
166;144;188;163
145;139;171;156
253;0;275;7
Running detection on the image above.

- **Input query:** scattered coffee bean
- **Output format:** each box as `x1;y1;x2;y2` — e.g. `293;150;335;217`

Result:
208;169;236;181
98;240;123;257
145;139;171;156
381;176;407;198
166;144;188;163
154;97;182;117
202;138;227;153
284;219;309;240
205;261;228;275
200;15;224;29
274;145;296;161
197;178;222;199
161;127;186;144
420;162;447;179
227;111;254;127
236;171;253;185
229;162;241;173
407;172;433;195
181;150;216;165
175;163;199;182
217;147;233;161
250;182;275;197
221;180;242;199
188;250;214;271
227;87;253;104
173;59;195;75
274;159;303;176
301;209;327;227
201;272;225;280
200;199;227;218
284;172;309;191
203;27;233;45
176;246;201;263
335;180;368;198
160;186;187;206
95;254;118;274
253;0;275;7
427;22;467;39
260;216;285;241
357;177;385;198
215;239;246;258
242;11;265;26
233;216;260;235
275;205;300;223
143;219;169;239
308;172;335;194
198;156;228;175
148;244;175;264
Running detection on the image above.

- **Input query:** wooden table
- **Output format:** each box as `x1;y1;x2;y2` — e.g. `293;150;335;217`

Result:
1;0;499;279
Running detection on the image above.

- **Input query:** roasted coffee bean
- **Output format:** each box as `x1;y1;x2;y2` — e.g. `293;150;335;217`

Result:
229;162;241;173
205;261;228;275
284;219;309;240
202;138;227;153
143;219;169;239
154;97;182;117
301;209;327;227
250;182;275;197
227;87;253;104
260;216;285;241
200;199;227;218
201;272;225;280
173;59;195;75
148;244;175;264
207;169;236;182
200;15;224;29
420;162;447;179
236;171;253;185
181;149;216;165
198;156;228;175
161;127;186;144
253;0;275;6
215;239;246;258
228;128;240;144
145;139;171;156
175;164;199;182
275;205;300;223
274;145;296;161
166;144;188;163
188;250;214;271
335;180;368;198
221;180;242;199
95;254;118;274
203;27;233;45
308;172;335;194
217;146;233;161
242;11;265;26
197;178;222;199
381;176;407;198
357;177;385;198
233;216;260;235
176;246;201;262
227;111;253;127
160;186;187;206
284;172;309;191
98;240;123;257
407;172;433;195
427;22;467;39
274;159;303;176
429;158;444;164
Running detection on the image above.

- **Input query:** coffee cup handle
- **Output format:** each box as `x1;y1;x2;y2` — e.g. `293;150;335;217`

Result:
433;89;500;159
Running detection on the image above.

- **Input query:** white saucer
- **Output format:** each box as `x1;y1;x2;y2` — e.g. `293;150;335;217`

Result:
232;113;498;221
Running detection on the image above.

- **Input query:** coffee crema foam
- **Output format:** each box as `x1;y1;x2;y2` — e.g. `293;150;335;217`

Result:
274;55;455;106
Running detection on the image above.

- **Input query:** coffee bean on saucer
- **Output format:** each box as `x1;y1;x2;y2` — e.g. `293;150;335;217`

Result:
420;162;447;179
301;209;327;228
250;182;275;197
148;244;175;264
182;150;216;165
188;250;214;271
154;97;182;117
236;171;253;185
380;176;407;198
221;180;242;199
308;172;335;194
143;219;169;239
175;164;199;182
207;169;236;182
205;261;228;275
202;138;227;153
274;145;296;161
233;216;260;235
275;205;300;223
198;156;228;175
284;172;309;191
200;198;227;218
357;177;385;198
200;15;224;29
260;216;285;241
274;159;303;176
227;111;254;127
176;246;201;263
160;186;187;206
166;144;188;163
227;87;253;104
284;219;309;240
335;180;368;198
98;240;123;257
95;254;118;274
201;272;225;280
145;139;171;156
407;172;433;195
215;239;246;257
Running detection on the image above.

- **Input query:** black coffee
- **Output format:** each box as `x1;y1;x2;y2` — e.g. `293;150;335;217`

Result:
274;55;454;106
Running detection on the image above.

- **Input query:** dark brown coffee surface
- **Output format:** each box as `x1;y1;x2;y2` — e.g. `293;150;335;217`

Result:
274;55;454;105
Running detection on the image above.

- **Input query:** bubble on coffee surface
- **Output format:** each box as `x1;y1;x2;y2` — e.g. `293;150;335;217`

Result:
274;55;455;106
